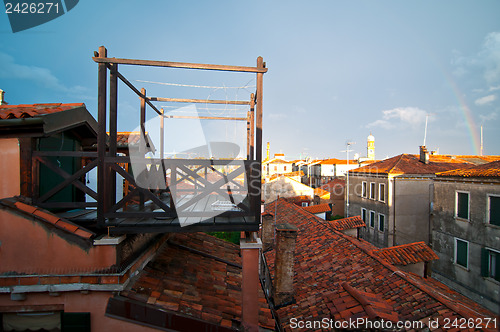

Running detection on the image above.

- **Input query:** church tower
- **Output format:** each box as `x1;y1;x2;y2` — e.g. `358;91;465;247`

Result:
367;133;375;160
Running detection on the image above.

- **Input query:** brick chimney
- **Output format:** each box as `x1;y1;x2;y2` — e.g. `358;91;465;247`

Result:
261;212;274;251
419;146;429;164
273;223;298;307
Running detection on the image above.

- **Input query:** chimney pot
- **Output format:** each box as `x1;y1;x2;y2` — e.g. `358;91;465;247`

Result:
419;146;429;164
273;223;298;307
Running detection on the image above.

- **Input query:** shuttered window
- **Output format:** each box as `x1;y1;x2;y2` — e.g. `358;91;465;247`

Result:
488;195;500;226
455;238;468;268
456;192;469;220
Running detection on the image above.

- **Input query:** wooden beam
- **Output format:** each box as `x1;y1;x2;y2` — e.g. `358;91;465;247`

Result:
93;57;268;73
150;97;250;106
113;68;162;115
163;115;247;121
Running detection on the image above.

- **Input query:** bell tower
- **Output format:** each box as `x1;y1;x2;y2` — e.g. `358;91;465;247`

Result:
367;133;375;160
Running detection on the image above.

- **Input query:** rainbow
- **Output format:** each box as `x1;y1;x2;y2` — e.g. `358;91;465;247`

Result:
443;71;481;155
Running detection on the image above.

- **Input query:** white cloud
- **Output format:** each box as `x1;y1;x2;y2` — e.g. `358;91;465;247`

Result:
474;94;497;106
366;107;428;129
452;32;500;85
269;113;287;120
0;51;91;99
479;111;498;122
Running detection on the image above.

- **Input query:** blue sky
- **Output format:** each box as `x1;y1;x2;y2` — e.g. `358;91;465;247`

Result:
1;0;499;160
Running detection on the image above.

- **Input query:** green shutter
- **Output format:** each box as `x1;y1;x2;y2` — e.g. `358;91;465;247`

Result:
456;239;468;268
61;312;90;332
489;196;500;226
457;193;469;219
481;248;489;277
494;251;500;282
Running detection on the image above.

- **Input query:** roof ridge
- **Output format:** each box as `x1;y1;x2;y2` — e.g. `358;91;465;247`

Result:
388;154;407;174
275;198;495;321
372;241;426;251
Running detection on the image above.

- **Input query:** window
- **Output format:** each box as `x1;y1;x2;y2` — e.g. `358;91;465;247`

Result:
454;238;469;269
361;208;367;222
482;248;500;282
369;211;375;228
378;214;385;232
301;202;309;207
378;183;385;202
455;191;470;220
362;182;367;198
487;195;500;226
274;166;277;171
370;182;376;200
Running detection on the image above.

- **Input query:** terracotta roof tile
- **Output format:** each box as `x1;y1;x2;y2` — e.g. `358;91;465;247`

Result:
0;103;85;119
350;154;473;175
126;232;274;330
263;198;497;330
302;203;331;214
7;199;95;240
436;160;500;178
268;170;304;181
371;242;439;266
329;216;366;231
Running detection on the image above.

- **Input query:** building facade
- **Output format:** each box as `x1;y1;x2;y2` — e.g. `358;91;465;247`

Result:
431;161;500;313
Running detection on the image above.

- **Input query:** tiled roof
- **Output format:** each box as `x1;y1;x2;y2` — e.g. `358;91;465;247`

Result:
0;103;85;119
263;198;497;331
349;154;472;175
116;131;141;145
302;203;331;214
0;197;95;240
122;232;275;330
268;170;304;181
436;160;500;178
371;242;439;266
284;196;312;205
329;215;365;231
320;178;345;192
313;187;330;198
319;158;357;165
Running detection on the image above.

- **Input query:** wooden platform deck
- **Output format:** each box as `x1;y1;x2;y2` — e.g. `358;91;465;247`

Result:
58;193;259;234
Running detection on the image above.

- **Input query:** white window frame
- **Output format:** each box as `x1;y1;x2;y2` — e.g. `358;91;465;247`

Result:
301;202;309;207
455;191;470;221
486;194;500;226
369;182;376;200
369;210;375;228
378;183;385;203
361;208;367;222
454;237;469;269
362;181;367;198
378;214;385;232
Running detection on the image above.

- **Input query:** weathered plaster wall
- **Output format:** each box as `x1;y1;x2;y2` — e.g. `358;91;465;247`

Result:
0;138;20;199
0;210;116;274
432;179;500;313
0;292;159;332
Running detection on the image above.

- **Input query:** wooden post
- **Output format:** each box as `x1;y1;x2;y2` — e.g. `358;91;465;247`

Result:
97;46;107;228
140;88;146;157
139;88;146;209
255;58;264;223
109;63;118;207
246;111;251;160
250;93;255;161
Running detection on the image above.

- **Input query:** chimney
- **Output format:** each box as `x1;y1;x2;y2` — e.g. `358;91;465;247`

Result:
419;146;429;164
240;232;262;331
273;223;298;307
0;89;7;105
261;212;274;251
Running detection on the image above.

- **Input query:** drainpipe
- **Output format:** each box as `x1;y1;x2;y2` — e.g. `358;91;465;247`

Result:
392;177;397;246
